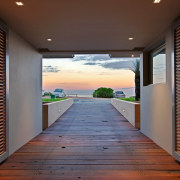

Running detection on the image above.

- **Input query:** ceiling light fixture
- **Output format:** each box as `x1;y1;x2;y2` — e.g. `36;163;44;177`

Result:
15;1;24;6
131;54;135;58
153;0;161;4
128;37;134;40
47;38;52;42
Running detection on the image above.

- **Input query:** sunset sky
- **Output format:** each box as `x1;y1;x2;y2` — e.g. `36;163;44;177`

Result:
43;54;137;91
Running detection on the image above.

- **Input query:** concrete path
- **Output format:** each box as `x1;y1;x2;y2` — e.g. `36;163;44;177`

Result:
0;99;180;179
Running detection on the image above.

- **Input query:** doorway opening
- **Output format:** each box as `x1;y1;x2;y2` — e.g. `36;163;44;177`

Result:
42;54;139;101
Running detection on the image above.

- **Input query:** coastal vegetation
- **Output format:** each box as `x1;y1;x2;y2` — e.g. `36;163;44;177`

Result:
42;98;67;102
119;97;136;102
130;59;140;101
93;87;113;98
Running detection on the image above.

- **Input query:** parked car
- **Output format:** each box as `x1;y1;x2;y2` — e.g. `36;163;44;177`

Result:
53;89;66;98
113;91;125;98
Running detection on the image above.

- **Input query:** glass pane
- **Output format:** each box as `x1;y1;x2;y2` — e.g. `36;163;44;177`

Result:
152;48;166;84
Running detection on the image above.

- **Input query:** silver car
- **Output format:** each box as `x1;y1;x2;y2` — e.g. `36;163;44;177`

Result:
113;91;125;98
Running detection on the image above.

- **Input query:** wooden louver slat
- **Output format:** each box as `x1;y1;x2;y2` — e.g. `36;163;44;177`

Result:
0;28;6;156
175;25;180;154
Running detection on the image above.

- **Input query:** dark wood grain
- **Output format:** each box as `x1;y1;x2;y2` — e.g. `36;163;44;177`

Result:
0;27;6;156
0;99;180;179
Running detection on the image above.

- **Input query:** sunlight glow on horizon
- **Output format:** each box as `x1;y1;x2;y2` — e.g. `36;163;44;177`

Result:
42;55;136;91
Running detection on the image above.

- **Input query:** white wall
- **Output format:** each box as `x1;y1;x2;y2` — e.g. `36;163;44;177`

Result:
8;29;42;155
111;98;140;129
140;29;173;154
43;99;73;129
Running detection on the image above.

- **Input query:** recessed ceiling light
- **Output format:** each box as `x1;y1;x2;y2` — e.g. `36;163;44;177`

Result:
15;2;24;6
47;38;52;42
131;54;135;57
153;0;161;4
128;37;134;41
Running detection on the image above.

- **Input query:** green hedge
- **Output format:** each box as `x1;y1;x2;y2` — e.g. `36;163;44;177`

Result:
93;87;113;98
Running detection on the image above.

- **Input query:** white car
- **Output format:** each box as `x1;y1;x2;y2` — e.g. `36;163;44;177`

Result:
113;91;125;98
53;89;66;98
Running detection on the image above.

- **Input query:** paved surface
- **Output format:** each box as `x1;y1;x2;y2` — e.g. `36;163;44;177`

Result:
0;99;180;179
73;98;111;103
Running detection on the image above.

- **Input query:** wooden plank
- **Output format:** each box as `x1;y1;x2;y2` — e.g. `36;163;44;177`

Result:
0;99;179;179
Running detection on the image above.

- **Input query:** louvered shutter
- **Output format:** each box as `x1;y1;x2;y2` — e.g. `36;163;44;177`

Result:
175;25;180;154
0;28;6;156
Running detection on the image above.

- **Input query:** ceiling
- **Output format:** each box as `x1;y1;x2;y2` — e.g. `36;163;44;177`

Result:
0;0;179;56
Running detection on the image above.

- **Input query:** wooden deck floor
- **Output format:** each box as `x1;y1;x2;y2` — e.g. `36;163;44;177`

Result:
0;99;180;179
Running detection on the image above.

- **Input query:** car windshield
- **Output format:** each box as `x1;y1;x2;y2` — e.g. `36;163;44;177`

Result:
116;91;123;94
55;89;63;92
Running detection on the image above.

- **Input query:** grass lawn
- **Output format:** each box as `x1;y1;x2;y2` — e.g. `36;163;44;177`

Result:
119;97;136;102
42;98;67;102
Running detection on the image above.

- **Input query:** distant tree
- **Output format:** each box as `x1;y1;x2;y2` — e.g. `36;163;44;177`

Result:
130;59;140;101
93;87;113;98
93;89;98;98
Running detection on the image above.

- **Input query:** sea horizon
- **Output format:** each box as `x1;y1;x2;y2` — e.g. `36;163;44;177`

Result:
44;87;135;98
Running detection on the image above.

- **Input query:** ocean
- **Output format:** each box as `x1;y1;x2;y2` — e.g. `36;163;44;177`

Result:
46;87;135;98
